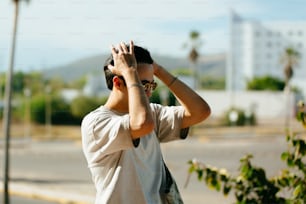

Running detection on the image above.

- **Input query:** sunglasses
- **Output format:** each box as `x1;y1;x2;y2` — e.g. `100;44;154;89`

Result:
141;80;158;92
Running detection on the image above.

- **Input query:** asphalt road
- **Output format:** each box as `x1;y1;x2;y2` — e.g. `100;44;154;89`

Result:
0;134;290;204
162;135;288;203
0;195;58;204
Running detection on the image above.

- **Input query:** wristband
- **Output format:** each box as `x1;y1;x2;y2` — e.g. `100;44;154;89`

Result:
128;83;142;89
168;76;178;87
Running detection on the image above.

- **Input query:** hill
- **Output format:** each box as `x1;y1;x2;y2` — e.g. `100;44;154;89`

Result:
42;53;226;82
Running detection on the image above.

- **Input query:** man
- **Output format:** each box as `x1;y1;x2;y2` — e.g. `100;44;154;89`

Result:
81;41;211;204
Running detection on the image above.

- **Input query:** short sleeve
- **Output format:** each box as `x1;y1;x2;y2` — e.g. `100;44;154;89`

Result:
151;103;189;143
81;108;134;167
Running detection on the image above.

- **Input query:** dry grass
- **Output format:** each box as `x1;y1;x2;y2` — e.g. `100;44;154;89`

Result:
0;122;81;141
1;118;305;142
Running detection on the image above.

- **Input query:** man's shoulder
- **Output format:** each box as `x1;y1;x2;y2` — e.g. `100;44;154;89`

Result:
150;103;183;114
81;106;105;125
82;106;125;125
150;103;162;111
84;105;101;116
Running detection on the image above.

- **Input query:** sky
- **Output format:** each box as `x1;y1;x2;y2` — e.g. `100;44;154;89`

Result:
1;0;306;72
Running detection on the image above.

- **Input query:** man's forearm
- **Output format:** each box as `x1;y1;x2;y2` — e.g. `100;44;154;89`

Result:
124;69;154;138
154;63;211;128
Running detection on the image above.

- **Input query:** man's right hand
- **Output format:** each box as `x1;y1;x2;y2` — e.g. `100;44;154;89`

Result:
108;41;137;77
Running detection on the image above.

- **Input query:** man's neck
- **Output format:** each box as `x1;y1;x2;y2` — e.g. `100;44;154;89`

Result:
104;92;129;113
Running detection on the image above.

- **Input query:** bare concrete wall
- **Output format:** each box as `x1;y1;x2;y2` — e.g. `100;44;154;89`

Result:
198;90;297;120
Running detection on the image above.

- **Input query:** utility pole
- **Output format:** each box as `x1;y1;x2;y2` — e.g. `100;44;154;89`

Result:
3;1;29;203
45;85;52;138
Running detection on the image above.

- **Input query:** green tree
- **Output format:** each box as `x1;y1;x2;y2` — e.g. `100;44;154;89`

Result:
1;71;47;97
201;76;225;90
46;77;66;93
51;96;77;125
280;47;300;87
149;89;161;104
28;72;46;95
247;75;285;91
183;30;203;89
31;94;79;125
67;75;87;89
280;47;300;127
172;68;193;76
1;71;28;94
0;73;5;97
12;71;25;93
168;91;176;106
70;95;106;121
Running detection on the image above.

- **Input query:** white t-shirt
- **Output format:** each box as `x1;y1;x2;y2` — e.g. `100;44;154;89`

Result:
81;103;188;204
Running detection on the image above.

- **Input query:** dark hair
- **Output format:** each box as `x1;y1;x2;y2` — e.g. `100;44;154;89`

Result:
103;45;153;90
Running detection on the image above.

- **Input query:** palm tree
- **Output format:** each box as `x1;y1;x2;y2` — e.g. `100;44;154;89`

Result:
281;47;300;87
3;1;29;204
280;47;300;128
183;30;203;89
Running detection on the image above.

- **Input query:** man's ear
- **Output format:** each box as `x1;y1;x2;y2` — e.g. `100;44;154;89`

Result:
113;76;123;89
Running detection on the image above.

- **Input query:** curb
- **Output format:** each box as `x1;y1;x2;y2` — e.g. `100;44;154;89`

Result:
0;183;93;204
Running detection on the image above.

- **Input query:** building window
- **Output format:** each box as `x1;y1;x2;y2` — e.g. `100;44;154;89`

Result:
267;53;272;59
267;31;272;37
266;41;272;48
298;31;303;36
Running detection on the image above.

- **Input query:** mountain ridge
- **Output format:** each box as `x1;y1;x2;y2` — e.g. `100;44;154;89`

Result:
42;53;226;82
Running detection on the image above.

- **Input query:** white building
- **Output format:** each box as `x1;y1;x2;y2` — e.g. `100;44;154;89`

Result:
83;73;109;97
226;11;306;97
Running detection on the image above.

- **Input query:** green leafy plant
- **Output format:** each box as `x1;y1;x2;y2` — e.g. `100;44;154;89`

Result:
149;89;162;104
296;101;306;128
187;101;306;204
222;107;256;126
201;76;225;90
70;95;107;122
247;75;285;91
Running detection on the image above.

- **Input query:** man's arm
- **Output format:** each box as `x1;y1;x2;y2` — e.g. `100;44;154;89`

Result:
108;41;154;139
153;63;211;128
124;69;154;138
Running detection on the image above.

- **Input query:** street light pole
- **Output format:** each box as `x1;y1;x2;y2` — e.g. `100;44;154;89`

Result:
3;1;19;203
3;1;29;203
23;88;31;141
45;85;52;138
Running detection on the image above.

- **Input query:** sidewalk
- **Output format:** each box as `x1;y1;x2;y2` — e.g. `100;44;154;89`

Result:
4;182;94;204
0;120;305;204
0;139;234;204
0;140;95;204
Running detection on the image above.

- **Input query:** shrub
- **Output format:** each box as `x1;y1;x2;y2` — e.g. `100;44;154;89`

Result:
51;97;77;125
247;76;285;91
222;107;256;126
70;95;107;121
150;89;161;104
30;94;47;124
149;88;176;106
201;76;225;90
31;94;79;125
186;101;306;203
168;91;176;106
